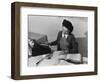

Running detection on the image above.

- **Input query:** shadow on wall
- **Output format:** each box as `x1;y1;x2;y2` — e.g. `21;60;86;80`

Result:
76;32;88;57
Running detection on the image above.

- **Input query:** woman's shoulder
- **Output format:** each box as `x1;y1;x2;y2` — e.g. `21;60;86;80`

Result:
57;31;62;35
58;30;62;34
69;33;75;37
68;33;76;40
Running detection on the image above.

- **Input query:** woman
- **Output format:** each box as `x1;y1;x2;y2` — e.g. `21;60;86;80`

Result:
49;19;78;54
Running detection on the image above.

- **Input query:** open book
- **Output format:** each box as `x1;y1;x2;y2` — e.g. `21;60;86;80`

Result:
66;53;82;64
59;53;82;64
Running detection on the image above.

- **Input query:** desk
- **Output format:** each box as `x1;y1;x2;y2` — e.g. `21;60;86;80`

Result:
28;51;87;67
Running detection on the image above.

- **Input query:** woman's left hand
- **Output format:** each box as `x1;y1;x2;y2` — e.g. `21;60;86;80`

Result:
63;50;69;54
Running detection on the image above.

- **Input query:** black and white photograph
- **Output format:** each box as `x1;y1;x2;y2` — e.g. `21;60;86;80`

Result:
28;15;88;67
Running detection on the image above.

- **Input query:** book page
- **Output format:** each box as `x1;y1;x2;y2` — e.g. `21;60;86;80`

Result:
66;53;82;63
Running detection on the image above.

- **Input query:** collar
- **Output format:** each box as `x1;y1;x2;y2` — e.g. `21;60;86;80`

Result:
62;32;68;38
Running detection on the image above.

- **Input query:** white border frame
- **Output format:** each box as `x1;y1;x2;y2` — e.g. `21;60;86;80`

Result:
20;7;95;75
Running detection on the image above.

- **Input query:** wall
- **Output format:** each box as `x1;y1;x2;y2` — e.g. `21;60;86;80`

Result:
0;0;100;82
29;15;87;41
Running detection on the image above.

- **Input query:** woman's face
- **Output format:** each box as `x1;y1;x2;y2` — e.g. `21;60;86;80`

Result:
62;26;70;34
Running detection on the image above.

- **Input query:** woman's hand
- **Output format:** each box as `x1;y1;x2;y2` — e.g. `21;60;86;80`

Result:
63;50;69;54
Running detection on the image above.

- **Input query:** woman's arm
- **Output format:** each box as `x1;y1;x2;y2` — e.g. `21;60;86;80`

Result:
69;34;78;53
49;31;61;46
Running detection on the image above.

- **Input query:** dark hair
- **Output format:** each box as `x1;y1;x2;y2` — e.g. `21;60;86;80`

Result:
62;19;73;33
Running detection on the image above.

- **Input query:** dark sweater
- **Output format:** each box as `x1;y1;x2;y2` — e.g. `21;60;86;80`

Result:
50;31;78;53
